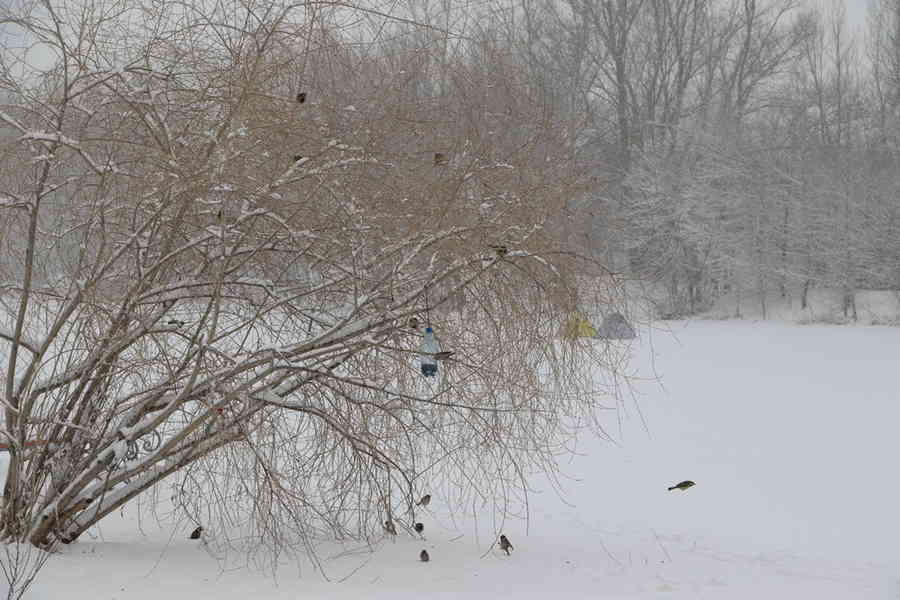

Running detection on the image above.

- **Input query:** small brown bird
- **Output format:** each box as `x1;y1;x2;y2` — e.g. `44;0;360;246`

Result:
416;494;431;507
499;534;513;555
668;480;696;491
383;519;397;535
414;522;424;535
296;92;306;104
434;152;447;166
189;526;203;540
488;244;509;257
419;549;430;562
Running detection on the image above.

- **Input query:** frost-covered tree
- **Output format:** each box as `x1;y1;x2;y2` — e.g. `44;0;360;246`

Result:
514;0;900;320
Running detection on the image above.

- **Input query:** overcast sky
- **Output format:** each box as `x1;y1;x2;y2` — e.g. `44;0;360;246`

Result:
811;0;868;34
844;0;867;32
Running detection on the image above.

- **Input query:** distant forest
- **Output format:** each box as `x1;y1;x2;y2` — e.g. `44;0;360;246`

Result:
476;0;900;318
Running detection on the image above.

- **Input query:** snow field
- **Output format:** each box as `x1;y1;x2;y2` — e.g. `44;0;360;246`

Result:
13;320;900;599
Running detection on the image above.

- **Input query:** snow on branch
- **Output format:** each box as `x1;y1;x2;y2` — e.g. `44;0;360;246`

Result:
0;194;29;210
0;110;27;134
19;131;126;176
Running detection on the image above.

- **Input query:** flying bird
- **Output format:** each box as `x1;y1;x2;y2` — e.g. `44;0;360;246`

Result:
668;480;696;491
499;534;513;555
416;494;431;507
414;522;424;535
189;526;203;540
419;549;430;562
383;519;397;535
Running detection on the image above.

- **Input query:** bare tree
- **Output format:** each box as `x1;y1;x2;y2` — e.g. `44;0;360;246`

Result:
0;0;625;558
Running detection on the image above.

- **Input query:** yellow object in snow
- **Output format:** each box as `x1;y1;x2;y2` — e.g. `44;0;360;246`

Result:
559;313;598;339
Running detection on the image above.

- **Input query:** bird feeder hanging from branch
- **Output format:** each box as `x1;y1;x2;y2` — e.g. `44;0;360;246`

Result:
419;327;439;377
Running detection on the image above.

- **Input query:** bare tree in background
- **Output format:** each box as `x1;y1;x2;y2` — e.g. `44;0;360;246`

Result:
618;0;809;316
498;0;900;322
0;0;626;559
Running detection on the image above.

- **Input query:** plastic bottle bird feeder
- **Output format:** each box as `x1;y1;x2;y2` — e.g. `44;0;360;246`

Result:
420;327;440;377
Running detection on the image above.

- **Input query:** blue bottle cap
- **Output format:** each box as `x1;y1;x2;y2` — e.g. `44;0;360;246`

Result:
425;327;433;333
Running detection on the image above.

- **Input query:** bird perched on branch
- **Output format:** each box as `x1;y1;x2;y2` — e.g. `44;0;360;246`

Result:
668;480;696;491
383;520;397;536
414;522;424;535
420;549;430;562
416;494;431;507
499;534;513;555
488;244;509;257
189;526;203;540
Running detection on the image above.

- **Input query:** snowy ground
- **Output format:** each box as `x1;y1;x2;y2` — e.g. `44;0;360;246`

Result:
15;321;900;599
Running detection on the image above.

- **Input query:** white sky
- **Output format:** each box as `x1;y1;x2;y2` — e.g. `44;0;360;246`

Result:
843;0;867;33
810;0;868;34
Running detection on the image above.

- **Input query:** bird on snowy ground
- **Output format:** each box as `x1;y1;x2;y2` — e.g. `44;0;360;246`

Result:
499;534;513;555
189;526;203;540
383;520;397;536
668;480;696;491
420;549;430;562
416;494;431;507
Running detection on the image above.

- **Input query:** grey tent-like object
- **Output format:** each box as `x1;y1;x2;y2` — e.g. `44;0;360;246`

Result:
596;312;636;339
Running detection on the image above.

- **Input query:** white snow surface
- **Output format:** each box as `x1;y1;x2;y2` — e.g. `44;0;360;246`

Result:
13;320;900;599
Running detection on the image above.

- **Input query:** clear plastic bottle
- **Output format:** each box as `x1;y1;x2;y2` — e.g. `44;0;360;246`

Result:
420;327;439;377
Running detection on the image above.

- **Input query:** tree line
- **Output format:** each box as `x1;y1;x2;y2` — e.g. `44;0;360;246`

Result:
514;0;900;318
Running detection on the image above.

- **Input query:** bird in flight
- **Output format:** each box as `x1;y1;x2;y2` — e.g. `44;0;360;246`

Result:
668;480;696;491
